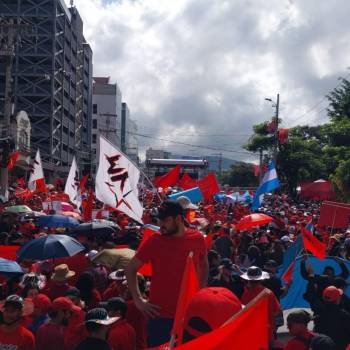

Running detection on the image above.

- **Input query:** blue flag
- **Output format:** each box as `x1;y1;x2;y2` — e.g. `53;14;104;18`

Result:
251;161;280;211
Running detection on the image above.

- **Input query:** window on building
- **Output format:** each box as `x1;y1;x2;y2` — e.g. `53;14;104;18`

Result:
92;119;97;129
93;104;97;114
92;134;97;144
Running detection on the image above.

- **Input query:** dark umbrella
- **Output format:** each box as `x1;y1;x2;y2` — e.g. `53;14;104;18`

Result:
70;222;118;239
0;258;24;274
36;215;80;228
17;234;85;261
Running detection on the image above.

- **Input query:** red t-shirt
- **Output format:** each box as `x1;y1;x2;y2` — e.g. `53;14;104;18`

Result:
285;330;314;350
126;300;147;350
102;282;121;301
135;228;207;318
0;325;35;350
64;309;88;350
107;319;136;350
46;283;73;300
36;323;66;350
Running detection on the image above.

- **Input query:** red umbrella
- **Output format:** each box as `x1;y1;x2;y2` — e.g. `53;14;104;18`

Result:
236;213;273;230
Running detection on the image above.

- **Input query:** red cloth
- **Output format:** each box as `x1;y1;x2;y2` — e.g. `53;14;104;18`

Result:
198;173;220;201
102;282;121;301
285;330;315;350
54;254;89;286
152;291;270;350
7;151;20;170
302;227;326;260
153;165;181;188
253;165;260;177
79;175;88;194
84;289;102;310
135;228;207;318
318;201;350;228
107;319;136;350
178;172;198;190
0;325;35;350
126;300;148;350
36;323;66;350
171;253;199;344
278;128;289;144
240;285;281;340
282;260;295;283
0;245;20;260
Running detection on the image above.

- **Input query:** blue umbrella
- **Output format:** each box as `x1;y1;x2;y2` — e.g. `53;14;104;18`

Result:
17;234;85;261
0;258;24;274
36;215;79;228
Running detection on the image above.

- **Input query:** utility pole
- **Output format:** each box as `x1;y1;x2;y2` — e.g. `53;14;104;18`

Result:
274;93;280;163
259;148;263;183
0;18;32;197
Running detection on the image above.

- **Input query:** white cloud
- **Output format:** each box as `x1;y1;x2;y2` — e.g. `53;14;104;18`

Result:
68;0;350;161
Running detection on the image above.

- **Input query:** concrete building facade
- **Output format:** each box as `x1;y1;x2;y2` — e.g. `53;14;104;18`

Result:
0;0;93;178
121;102;138;164
91;77;122;173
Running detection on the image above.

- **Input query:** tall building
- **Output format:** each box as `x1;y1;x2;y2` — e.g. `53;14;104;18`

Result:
0;0;93;178
91;77;122;173
121;102;139;164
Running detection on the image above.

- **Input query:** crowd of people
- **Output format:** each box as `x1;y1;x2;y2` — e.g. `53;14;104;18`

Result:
0;185;350;349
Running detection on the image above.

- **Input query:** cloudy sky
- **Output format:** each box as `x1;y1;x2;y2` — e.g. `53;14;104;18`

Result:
68;0;350;162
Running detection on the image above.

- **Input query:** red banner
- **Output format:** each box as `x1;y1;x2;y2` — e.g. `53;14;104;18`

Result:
0;245;20;261
318;201;350;229
300;181;335;201
154;165;181;189
178;172;198;190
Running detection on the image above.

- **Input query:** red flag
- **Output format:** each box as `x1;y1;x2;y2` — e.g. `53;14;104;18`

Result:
178;172;198;190
171;252;200;345
15;188;33;200
278;128;289;144
80;174;89;194
165;290;269;350
35;178;47;193
198;173;220;201
83;189;94;222
153;165;181;188
302;227;327;259
253;165;260;177
7;151;20;171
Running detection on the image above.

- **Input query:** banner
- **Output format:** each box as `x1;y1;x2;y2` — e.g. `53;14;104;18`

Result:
64;156;82;210
95;136;143;223
318;201;350;228
168;187;203;203
28;149;46;192
178;172;198;190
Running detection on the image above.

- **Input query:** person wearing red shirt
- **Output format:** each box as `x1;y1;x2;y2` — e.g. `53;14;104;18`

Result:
0;295;35;350
36;297;77;350
126;200;208;347
46;264;75;300
76;271;101;310
103;297;136;350
240;266;281;342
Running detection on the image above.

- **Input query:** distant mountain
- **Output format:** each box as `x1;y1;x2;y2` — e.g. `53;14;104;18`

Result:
171;154;238;172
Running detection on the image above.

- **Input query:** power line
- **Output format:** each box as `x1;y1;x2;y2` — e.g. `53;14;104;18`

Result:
127;131;255;156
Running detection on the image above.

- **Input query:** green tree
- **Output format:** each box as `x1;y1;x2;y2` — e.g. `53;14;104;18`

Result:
221;162;258;187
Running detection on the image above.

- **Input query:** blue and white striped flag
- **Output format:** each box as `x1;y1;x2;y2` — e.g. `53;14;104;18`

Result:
252;161;280;211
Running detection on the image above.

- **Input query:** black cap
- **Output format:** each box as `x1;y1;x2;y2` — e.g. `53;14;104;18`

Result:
264;260;278;268
105;297;127;313
85;308;118;325
157;200;184;220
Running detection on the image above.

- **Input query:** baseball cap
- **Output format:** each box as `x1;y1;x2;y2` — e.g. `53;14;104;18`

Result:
286;309;311;325
183;287;242;340
240;266;270;281
100;297;127;314
323;286;343;303
85;307;119;325
52;297;78;312
33;294;52;313
157;200;184;220
177;196;198;210
220;258;234;271
109;269;126;281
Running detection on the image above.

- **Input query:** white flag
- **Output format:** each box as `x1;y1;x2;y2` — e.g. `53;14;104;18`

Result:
95;136;143;223
64;156;82;210
28;149;45;191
